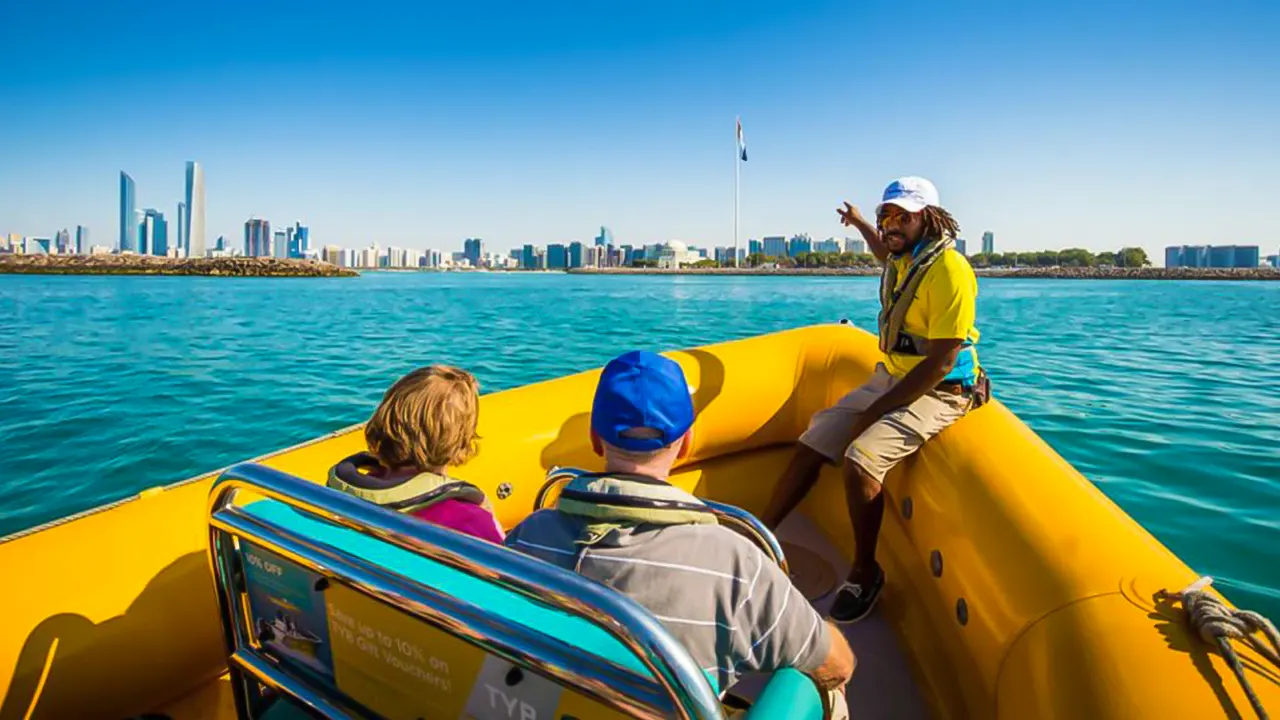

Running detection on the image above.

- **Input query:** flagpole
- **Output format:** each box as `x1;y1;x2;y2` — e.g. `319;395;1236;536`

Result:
734;116;741;269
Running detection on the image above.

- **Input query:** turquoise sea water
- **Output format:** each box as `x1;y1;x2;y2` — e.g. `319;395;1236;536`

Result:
1;273;1277;616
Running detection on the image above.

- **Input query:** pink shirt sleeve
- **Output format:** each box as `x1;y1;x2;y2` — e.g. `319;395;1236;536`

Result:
410;499;505;544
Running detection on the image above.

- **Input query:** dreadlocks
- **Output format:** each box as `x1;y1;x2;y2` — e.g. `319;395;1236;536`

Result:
921;206;961;241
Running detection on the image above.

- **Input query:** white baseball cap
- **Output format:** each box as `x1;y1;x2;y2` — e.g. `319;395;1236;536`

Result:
879;176;940;213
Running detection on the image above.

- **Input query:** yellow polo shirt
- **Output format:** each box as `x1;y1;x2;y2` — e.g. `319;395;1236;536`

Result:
883;248;981;380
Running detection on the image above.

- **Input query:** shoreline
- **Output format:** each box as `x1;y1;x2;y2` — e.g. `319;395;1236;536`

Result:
567;266;1280;280
0;255;358;277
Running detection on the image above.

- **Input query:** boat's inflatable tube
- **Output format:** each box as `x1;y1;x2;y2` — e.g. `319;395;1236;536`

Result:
0;324;1275;718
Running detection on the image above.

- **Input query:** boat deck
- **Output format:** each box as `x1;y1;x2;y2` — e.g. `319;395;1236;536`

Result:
729;513;929;719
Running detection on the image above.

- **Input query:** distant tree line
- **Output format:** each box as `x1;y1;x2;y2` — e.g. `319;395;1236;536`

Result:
745;252;880;268
966;247;1150;268
729;247;1151;269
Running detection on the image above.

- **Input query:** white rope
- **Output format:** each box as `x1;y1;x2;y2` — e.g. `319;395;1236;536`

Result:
1157;577;1280;720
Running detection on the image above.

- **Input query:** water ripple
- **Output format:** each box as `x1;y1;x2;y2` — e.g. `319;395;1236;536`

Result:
0;273;1277;616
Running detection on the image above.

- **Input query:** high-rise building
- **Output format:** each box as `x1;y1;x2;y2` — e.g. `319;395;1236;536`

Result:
955;238;967;256
981;231;995;255
715;247;747;265
620;245;635;267
788;234;812;257
273;230;288;259
1266;254;1279;269
463;238;484;267
1165;246;1183;268
568;241;585;269
185;161;206;259
545;244;567;269
748;239;762;256
815;238;841;254
54;228;71;254
287;222;309;258
762;236;787;258
844;237;866;255
119;172;137;252
322;245;342;265
76;226;89;254
244;218;272;257
521;244;536;270
595;226;613;247
28;237;52;254
214;235;226;252
141;209;168;256
177;202;188;256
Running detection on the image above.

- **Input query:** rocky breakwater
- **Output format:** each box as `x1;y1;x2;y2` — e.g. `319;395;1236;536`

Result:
0;254;358;277
984;266;1280;281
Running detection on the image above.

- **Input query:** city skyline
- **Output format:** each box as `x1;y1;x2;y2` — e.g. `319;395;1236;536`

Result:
2;1;1277;256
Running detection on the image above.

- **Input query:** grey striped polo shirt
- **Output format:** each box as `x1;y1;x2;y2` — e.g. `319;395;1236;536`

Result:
504;509;831;691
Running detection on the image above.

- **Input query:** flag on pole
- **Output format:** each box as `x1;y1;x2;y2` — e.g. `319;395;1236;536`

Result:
737;118;748;162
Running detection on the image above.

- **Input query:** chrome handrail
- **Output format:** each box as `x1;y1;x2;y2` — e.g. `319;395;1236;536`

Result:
700;499;790;574
538;466;789;572
207;462;724;720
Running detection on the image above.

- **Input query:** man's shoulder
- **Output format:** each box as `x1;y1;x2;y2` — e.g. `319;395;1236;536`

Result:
925;247;977;287
634;523;774;567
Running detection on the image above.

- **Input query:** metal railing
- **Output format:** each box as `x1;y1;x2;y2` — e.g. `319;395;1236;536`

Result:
207;462;725;720
535;466;789;572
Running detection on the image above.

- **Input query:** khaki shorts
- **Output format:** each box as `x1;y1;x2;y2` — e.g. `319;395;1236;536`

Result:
799;364;972;483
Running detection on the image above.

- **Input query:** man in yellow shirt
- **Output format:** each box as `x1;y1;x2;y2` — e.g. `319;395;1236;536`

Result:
761;176;988;624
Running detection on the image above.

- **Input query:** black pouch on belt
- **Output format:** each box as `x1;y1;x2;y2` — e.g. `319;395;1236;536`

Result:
971;373;992;409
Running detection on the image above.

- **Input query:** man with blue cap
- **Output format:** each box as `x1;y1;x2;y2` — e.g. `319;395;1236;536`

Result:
761;177;989;624
505;350;854;707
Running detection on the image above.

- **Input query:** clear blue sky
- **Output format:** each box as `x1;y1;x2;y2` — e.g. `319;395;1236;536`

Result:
1;0;1277;257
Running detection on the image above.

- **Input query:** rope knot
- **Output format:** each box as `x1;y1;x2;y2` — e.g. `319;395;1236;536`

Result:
1156;576;1280;719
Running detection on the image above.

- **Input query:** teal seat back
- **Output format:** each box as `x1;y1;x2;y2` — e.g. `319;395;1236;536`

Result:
208;463;824;720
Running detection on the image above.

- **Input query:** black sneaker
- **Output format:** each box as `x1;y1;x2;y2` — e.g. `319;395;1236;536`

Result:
829;566;884;624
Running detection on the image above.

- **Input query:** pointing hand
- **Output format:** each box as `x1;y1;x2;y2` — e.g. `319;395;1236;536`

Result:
837;202;865;227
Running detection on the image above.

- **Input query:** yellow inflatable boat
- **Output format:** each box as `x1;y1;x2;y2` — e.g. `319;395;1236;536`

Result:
1;324;1277;719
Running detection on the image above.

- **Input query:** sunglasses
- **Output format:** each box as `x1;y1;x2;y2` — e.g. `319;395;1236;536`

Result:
876;205;915;225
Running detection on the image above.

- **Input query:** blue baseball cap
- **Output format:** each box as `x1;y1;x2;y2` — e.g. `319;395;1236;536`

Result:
591;351;695;453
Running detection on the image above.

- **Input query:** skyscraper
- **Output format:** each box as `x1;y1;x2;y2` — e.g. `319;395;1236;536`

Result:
595;226;613;247
568;241;585;269
762;236;786;258
844;237;866;255
55;229;71;254
76;226;89;254
815;238;841;254
177;202;188;256
463;238;484;267
955;238;967;256
547;244;568;269
141;209;168;255
788;234;812;257
981;231;995;255
521;244;536;270
273;230;288;259
748;239;763;256
244;218;271;257
119;172;137;252
291;222;310;258
185;162;206;258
